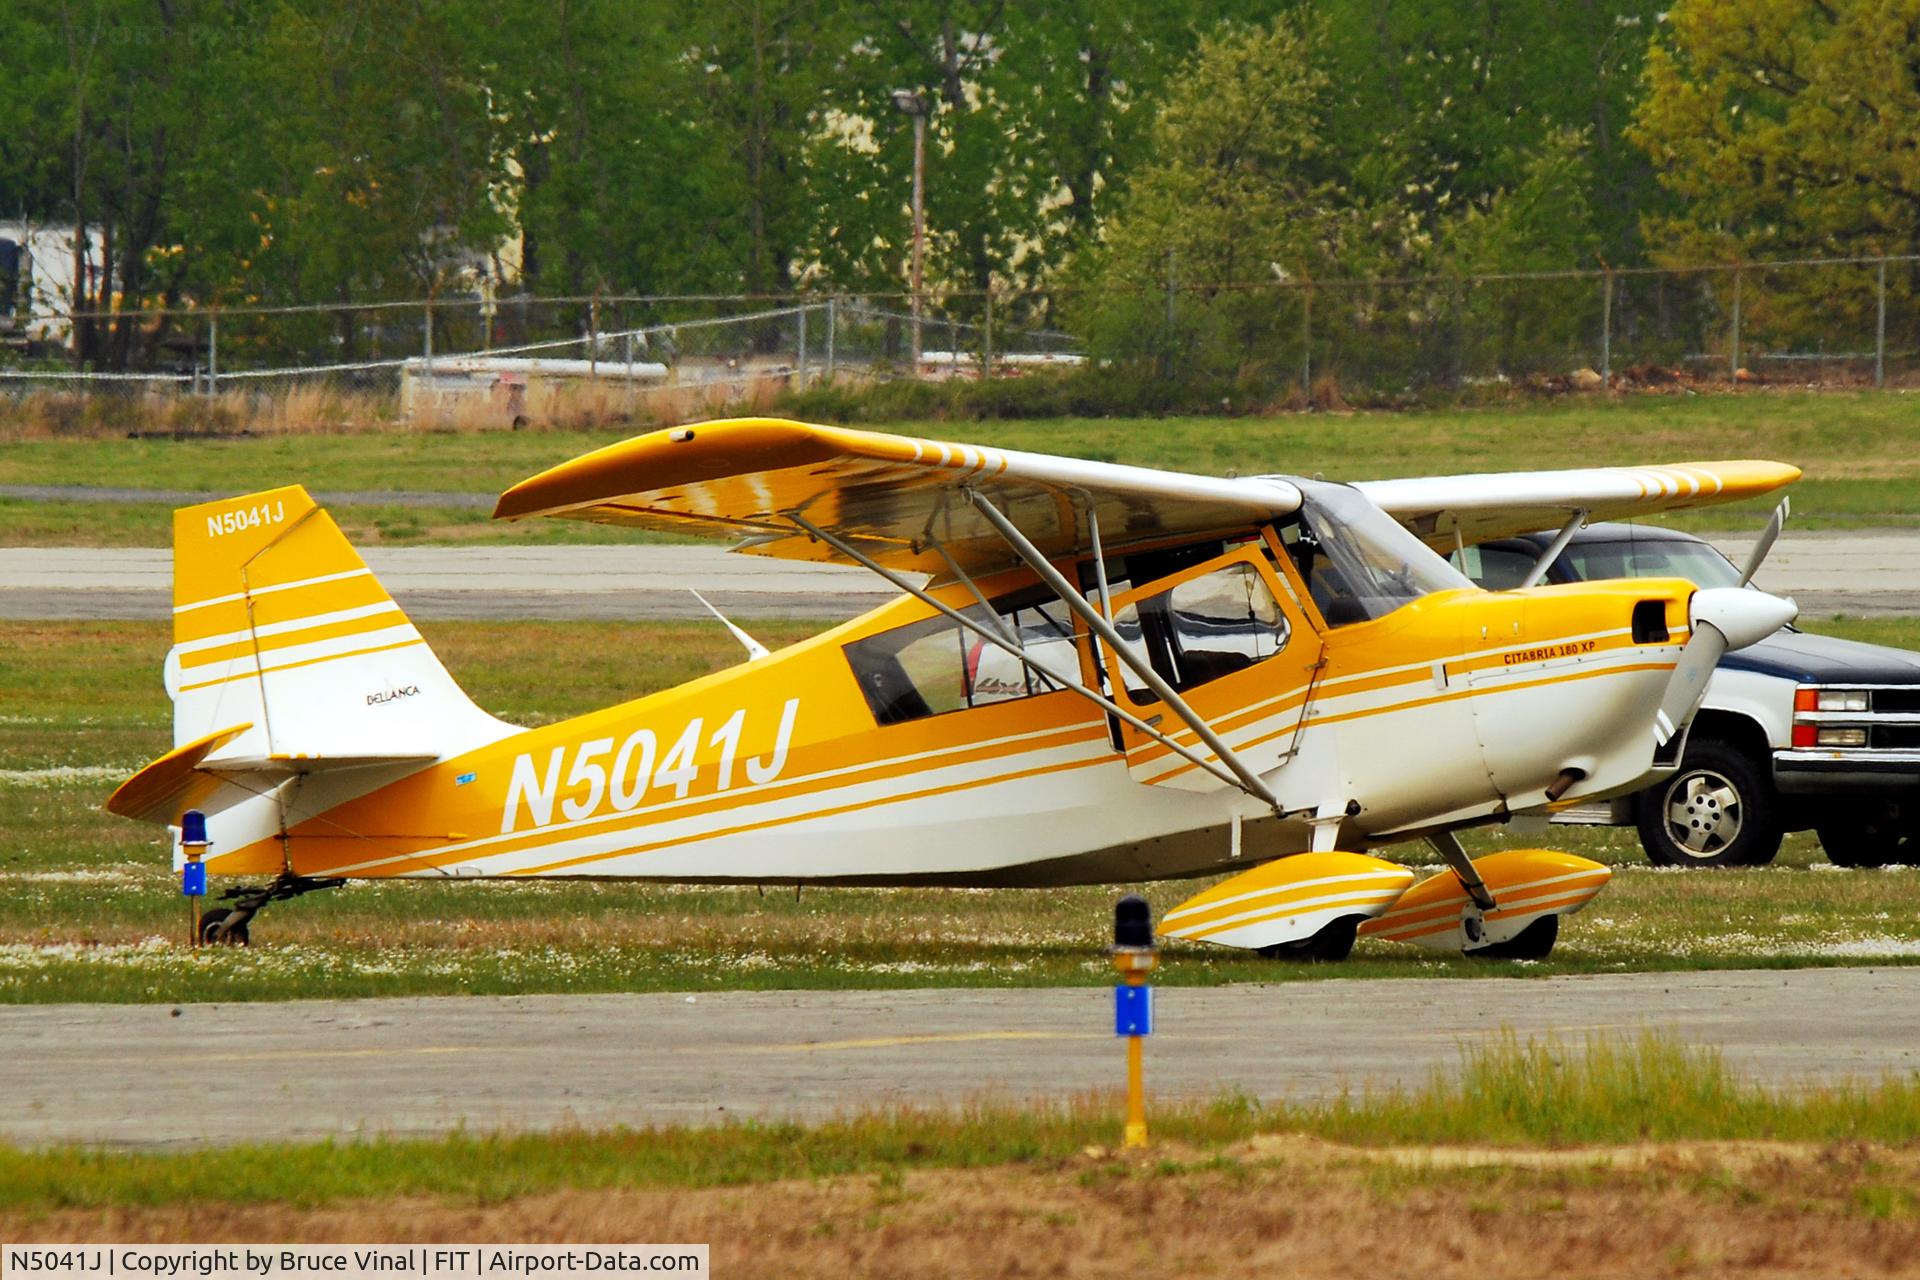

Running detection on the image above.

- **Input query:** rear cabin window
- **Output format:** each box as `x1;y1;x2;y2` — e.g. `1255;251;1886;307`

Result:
1111;561;1289;705
843;588;1081;726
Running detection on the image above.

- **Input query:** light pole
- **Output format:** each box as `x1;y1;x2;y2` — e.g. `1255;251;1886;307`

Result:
891;89;928;373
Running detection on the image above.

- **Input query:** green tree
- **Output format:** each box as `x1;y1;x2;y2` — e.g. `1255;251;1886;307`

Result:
1444;128;1603;375
1632;0;1920;350
1081;14;1401;383
0;0;258;367
1318;0;1663;267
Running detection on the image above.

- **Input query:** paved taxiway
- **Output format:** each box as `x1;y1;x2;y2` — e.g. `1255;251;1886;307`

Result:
2;529;1915;620
6;966;1918;1148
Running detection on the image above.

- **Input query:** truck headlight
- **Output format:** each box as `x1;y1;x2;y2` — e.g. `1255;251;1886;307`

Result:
1816;690;1870;712
1815;727;1868;747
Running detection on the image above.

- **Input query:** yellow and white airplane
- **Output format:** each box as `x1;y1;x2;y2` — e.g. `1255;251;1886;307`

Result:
107;418;1800;959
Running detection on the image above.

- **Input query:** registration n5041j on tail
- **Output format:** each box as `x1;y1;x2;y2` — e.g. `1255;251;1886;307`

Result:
109;419;1800;958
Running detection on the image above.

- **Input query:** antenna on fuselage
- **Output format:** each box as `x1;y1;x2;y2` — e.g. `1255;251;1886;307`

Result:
689;589;771;661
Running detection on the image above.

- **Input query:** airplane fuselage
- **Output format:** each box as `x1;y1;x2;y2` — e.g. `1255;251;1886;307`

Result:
196;537;1695;889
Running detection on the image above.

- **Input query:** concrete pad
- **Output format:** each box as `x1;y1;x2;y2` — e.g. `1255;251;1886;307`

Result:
3;967;1917;1148
1;533;1915;620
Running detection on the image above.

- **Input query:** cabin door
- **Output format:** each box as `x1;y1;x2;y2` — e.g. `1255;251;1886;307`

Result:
1100;544;1319;793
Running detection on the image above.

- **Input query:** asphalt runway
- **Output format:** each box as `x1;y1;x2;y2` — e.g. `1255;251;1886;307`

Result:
1;530;1914;621
5;967;1918;1148
0;546;899;621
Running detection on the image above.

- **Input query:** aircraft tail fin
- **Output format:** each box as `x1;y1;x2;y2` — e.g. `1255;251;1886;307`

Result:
161;486;515;770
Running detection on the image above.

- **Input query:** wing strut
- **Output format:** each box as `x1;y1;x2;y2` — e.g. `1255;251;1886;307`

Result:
962;489;1285;815
784;512;1247;791
1517;509;1589;589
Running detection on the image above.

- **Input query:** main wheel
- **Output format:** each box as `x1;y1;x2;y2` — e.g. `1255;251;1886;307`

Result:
1257;914;1359;963
1818;802;1918;868
1468;914;1559;960
1634;740;1782;868
198;907;250;946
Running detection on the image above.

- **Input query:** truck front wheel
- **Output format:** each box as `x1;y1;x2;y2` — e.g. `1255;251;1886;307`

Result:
1634;740;1783;868
1818;801;1918;868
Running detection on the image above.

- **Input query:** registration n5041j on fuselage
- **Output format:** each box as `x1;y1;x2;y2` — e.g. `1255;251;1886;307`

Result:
108;419;1800;959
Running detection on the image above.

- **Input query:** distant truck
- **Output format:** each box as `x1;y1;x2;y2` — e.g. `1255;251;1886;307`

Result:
1460;523;1920;868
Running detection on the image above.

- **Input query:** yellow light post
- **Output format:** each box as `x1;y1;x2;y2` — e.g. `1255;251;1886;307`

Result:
1111;894;1158;1149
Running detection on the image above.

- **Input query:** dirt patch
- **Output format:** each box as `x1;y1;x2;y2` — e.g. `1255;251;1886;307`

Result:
9;1141;1920;1278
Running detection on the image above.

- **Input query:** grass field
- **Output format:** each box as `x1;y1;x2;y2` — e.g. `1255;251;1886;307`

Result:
2;388;1917;544
4;1036;1919;1274
4;615;1918;1004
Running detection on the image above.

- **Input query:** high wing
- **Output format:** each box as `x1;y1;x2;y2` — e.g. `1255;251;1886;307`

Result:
493;418;1301;577
1347;460;1803;548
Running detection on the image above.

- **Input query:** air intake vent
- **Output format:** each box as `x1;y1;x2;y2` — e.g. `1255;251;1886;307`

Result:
1632;599;1670;644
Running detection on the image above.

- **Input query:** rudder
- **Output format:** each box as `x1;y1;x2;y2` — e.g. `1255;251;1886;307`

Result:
165;486;514;765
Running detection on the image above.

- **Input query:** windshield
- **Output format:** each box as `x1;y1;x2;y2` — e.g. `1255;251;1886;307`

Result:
1287;480;1477;624
1558;539;1744;590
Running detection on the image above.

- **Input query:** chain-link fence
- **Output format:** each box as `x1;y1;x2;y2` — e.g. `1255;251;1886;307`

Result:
2;255;1915;432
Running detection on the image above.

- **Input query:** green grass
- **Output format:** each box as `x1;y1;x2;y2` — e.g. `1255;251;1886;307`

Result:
4;389;1919;544
3;617;1920;1003
0;1034;1915;1210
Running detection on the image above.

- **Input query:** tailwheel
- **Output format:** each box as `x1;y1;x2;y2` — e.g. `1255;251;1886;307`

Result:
198;872;345;946
1466;913;1558;960
1257;914;1360;963
197;907;250;947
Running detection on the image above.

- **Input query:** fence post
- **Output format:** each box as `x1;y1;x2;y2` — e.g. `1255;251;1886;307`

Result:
207;310;219;397
1876;257;1888;387
983;291;994;376
424;299;434;376
1729;268;1742;380
797;303;809;388
826;296;837;381
589;292;600;377
1301;282;1313;398
624;328;635;419
1600;270;1613;383
1162;249;1176;379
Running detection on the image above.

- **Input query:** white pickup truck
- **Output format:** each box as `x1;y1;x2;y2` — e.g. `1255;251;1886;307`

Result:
1459;523;1920;868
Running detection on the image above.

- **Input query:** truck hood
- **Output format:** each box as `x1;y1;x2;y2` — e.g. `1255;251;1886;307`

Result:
1720;628;1920;684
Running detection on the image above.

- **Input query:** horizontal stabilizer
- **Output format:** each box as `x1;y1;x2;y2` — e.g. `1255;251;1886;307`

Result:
103;723;252;823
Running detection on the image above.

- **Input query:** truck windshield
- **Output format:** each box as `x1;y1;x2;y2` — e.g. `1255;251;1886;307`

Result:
1287;480;1477;625
1558;539;1744;590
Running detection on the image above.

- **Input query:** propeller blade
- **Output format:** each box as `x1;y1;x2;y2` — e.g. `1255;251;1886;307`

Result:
1738;497;1790;587
1653;588;1798;746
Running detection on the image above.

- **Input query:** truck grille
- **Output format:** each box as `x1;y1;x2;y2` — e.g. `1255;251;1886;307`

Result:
1873;688;1920;714
1795;684;1920;751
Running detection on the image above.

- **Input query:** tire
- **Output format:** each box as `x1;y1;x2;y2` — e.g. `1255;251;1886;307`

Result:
1634;739;1782;868
198;907;250;946
1468;914;1559;960
1818;802;1918;868
1257;914;1359;963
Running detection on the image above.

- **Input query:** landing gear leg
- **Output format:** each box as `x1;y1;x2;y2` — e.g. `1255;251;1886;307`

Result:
1428;831;1497;911
200;872;345;945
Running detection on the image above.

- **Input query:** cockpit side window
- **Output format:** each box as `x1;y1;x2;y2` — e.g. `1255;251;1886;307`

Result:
842;586;1083;726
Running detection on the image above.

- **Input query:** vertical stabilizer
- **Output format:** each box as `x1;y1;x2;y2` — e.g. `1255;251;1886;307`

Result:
165;486;516;766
